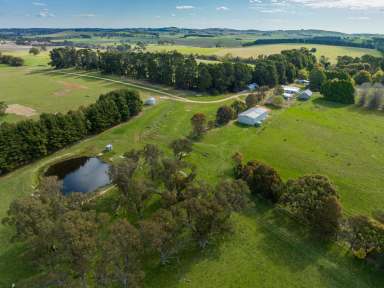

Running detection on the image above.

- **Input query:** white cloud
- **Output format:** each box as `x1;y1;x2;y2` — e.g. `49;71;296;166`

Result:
74;14;96;17
260;8;285;13
37;8;54;18
176;5;195;10
289;0;384;9
33;1;46;6
217;6;230;11
348;16;370;20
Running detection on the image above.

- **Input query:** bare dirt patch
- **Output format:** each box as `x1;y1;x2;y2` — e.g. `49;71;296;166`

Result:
53;81;89;96
6;104;37;117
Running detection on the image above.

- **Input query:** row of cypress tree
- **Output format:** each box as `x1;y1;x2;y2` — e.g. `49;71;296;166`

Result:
0;89;143;175
49;47;317;94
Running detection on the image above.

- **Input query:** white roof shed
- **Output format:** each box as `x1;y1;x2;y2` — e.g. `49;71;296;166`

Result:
238;107;269;126
144;97;157;106
298;89;313;100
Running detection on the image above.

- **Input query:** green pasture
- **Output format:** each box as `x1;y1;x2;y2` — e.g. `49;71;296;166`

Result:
0;48;384;287
148;43;381;63
0;72;384;286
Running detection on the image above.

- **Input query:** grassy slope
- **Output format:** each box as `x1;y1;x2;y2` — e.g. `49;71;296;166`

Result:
147;44;381;63
1;90;384;286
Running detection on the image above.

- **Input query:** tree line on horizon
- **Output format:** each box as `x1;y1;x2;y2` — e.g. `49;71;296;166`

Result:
0;89;142;175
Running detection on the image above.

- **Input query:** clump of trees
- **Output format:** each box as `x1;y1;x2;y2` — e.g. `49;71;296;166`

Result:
4;145;251;286
29;47;40;56
281;175;342;239
309;67;327;91
0;52;24;66
239;160;284;203
0;89;142;175
320;79;355;104
341;214;384;269
232;153;384;267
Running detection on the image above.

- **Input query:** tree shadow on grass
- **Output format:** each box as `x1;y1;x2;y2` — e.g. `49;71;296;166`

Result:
242;204;333;273
244;205;384;287
346;105;384;117
0;234;37;287
144;237;223;288
312;97;352;109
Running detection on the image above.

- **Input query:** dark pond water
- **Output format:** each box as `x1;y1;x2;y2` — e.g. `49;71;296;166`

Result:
45;157;111;195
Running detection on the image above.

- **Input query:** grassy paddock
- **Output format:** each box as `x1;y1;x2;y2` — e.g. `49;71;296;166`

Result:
147;43;381;63
1;90;384;286
0;67;169;122
1;49;384;286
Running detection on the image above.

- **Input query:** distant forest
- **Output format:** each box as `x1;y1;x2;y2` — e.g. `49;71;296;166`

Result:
243;37;384;52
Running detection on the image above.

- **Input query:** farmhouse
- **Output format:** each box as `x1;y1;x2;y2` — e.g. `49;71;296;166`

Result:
283;85;301;100
144;97;157;106
298;89;313;101
238;107;269;126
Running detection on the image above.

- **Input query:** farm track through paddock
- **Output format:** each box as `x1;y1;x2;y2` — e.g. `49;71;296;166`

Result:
48;70;248;104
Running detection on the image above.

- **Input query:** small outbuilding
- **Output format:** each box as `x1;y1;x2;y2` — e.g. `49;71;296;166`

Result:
247;83;259;91
238;107;269;126
144;97;157;106
105;144;113;152
282;86;301;100
298;89;313;101
296;79;310;85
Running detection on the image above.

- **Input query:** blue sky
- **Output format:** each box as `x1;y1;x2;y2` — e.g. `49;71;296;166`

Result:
0;0;383;33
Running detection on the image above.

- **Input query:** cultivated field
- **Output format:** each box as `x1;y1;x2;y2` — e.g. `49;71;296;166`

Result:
147;43;381;63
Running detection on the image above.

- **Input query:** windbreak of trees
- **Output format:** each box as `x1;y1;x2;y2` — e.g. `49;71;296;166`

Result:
0;52;24;66
207;48;316;88
242;37;377;49
0;89;143;175
49;47;317;93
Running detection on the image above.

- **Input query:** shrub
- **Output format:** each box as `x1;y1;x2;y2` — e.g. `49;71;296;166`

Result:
29;47;40;56
216;106;234;126
270;95;285;109
343;215;384;263
231;100;247;115
241;160;284;202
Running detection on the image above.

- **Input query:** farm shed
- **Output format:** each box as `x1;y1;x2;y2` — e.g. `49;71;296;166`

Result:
238;107;269;126
283;86;301;100
144;97;157;106
298;89;313;101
